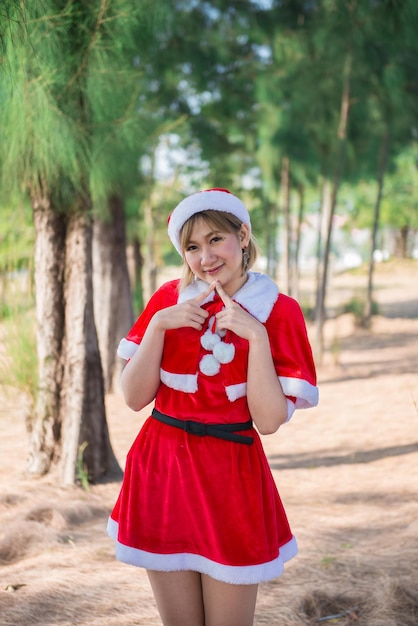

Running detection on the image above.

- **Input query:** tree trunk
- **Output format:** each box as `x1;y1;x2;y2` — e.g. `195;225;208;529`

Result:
292;183;305;301
59;210;121;485
93;195;134;393
127;236;144;312
315;51;352;363
142;150;158;304
142;199;158;304
395;226;410;258
314;177;331;346
26;195;66;476
265;198;279;279
364;130;390;327
279;156;291;294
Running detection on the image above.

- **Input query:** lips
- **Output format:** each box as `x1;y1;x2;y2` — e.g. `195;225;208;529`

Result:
205;265;223;276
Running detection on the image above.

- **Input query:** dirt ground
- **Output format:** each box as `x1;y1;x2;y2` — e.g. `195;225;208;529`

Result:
1;260;417;626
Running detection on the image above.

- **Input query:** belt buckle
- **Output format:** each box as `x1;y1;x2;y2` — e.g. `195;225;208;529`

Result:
184;420;206;436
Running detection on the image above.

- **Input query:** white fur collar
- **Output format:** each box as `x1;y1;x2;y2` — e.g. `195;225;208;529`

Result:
178;272;279;323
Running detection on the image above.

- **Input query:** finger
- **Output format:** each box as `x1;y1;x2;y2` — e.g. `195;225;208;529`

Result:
194;281;216;305
214;281;234;308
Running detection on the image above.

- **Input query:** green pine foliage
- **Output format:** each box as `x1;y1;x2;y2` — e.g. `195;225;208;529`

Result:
381;144;418;232
0;1;167;210
0;201;33;274
0;1;85;205
0;200;34;320
0;308;38;404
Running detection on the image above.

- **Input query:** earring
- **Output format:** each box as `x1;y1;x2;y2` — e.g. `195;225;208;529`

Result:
242;247;249;272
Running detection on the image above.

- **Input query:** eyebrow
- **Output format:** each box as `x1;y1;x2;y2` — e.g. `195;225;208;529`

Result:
187;229;222;244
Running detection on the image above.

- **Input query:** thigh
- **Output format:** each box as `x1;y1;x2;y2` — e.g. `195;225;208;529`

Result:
146;570;205;626
201;574;258;626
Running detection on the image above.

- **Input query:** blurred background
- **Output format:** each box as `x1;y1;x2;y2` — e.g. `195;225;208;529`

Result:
0;0;417;484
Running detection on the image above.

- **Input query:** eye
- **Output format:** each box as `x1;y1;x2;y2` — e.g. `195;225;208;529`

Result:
185;244;198;252
210;236;223;244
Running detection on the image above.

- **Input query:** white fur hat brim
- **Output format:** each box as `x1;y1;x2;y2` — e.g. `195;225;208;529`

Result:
167;188;251;255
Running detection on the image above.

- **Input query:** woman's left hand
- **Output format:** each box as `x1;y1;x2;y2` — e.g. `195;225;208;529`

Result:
215;282;288;433
214;281;266;342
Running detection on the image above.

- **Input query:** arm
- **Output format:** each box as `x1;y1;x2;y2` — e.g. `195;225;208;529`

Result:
245;325;289;434
214;282;288;434
121;282;216;412
120;315;166;411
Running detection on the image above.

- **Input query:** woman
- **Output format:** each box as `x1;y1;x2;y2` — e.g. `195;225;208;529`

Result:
107;188;318;626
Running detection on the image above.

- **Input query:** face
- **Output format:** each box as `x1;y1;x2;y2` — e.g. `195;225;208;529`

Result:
183;217;250;296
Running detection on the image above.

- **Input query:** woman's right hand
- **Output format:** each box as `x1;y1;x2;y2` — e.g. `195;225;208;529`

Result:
121;282;216;411
152;281;216;331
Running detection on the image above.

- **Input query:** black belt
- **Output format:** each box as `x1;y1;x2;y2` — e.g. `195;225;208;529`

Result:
152;408;254;445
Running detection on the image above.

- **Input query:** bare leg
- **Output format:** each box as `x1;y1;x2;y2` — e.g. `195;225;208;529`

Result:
146;570;205;626
202;574;258;626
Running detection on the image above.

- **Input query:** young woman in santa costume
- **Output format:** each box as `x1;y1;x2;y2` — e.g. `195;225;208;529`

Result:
107;188;318;626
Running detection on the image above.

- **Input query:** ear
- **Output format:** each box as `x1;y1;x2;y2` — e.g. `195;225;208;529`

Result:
239;223;251;247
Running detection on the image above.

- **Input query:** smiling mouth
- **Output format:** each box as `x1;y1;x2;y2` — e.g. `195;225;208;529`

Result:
205;265;223;275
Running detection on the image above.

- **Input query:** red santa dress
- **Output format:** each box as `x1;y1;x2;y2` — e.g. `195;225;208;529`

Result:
107;272;318;584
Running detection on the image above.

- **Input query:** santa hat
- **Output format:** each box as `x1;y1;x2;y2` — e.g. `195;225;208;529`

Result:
168;188;251;255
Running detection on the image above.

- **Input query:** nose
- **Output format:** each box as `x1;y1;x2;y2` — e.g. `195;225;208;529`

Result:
201;245;216;266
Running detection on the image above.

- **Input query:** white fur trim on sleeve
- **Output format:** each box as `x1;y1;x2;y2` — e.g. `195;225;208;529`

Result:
117;338;139;360
279;376;319;409
285;399;296;422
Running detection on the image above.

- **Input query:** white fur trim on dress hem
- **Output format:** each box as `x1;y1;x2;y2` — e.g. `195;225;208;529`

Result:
279;376;319;409
107;517;298;585
160;368;198;393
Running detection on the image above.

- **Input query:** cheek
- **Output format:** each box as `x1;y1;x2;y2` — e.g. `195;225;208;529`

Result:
224;240;242;259
184;253;199;271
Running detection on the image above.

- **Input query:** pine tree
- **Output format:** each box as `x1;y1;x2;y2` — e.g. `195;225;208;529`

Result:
0;0;162;484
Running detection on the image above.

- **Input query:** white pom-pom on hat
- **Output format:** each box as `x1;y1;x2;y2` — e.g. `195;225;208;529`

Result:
168;188;252;255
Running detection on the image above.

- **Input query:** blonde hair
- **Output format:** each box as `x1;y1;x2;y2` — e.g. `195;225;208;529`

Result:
178;210;258;291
